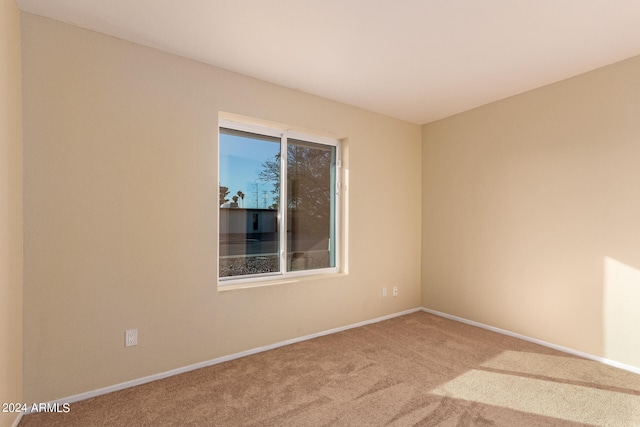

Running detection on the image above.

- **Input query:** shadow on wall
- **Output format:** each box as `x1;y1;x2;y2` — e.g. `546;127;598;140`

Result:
604;257;640;369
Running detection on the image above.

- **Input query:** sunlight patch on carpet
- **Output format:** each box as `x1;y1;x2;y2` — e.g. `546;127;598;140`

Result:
431;369;640;425
480;350;640;393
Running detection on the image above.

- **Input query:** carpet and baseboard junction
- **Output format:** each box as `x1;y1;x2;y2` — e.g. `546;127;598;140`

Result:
18;309;640;426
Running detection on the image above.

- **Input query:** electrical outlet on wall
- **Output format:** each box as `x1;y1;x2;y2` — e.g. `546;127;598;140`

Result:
392;286;398;297
125;329;138;347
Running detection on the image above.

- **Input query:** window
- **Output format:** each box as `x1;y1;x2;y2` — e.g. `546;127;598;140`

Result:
219;120;340;283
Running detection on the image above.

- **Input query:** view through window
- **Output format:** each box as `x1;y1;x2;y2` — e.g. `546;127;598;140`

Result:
219;122;339;282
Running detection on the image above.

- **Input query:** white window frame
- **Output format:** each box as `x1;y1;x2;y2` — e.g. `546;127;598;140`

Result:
218;119;341;285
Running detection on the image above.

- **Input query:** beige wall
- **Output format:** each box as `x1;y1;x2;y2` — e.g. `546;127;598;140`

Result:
422;55;640;369
0;1;23;426
21;13;422;403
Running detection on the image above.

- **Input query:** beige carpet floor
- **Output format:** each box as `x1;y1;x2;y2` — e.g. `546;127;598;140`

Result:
19;311;640;426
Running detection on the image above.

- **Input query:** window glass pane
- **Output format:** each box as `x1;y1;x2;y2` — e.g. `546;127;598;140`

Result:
286;139;336;272
219;128;281;278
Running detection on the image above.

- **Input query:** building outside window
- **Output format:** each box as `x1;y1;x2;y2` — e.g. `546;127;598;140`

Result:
219;121;340;283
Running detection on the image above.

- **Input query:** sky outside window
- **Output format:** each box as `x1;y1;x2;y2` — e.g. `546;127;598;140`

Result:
219;130;280;209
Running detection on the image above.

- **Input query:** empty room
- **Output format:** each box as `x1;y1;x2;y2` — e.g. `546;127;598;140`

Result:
3;1;640;426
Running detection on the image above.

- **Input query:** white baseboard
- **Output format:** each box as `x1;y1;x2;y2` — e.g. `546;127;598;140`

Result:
35;307;422;410
11;412;23;427
32;306;638;414
421;307;640;376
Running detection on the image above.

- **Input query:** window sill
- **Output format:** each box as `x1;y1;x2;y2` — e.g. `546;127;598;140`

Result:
217;272;347;292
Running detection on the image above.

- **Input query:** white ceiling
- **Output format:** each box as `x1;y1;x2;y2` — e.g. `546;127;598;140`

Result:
16;0;640;124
